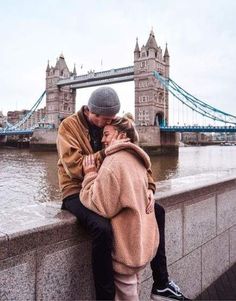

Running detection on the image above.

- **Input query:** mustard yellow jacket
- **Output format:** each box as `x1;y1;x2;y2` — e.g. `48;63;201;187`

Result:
57;107;105;199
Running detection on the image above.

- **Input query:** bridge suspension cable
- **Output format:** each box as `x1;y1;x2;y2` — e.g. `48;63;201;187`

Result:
7;91;46;130
153;71;236;125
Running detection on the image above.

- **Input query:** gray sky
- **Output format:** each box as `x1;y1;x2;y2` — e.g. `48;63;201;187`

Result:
0;0;236;125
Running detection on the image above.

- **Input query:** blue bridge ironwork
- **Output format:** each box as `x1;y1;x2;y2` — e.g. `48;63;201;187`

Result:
160;125;236;133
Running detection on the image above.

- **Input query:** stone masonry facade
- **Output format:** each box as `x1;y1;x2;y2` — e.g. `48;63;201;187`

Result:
134;29;170;127
133;30;172;146
46;54;76;128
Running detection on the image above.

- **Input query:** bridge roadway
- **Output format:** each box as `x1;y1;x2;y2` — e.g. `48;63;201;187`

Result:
1;125;236;136
0;129;33;136
160;125;236;132
57;65;134;88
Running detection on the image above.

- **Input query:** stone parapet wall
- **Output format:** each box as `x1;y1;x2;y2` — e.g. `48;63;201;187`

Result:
154;175;236;299
0;175;235;300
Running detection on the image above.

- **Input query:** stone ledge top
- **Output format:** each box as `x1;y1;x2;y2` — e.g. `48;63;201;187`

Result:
155;171;236;203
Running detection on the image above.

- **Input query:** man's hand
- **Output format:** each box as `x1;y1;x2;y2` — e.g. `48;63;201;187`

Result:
82;154;97;175
146;189;155;214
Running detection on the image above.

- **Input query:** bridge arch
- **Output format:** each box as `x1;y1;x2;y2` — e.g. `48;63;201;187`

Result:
155;112;164;127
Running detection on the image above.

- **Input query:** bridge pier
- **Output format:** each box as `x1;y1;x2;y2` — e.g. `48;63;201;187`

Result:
0;135;7;145
30;128;57;151
137;126;179;155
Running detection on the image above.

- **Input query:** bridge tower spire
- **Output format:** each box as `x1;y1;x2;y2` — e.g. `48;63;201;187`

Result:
45;54;76;128
134;29;172;146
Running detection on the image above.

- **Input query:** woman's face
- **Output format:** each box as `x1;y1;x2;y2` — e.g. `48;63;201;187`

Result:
101;125;119;148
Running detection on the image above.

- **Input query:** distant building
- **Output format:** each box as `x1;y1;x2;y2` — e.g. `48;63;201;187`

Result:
7;110;29;126
7;107;46;129
181;132;213;144
0;111;5;127
212;132;236;142
23;107;46;129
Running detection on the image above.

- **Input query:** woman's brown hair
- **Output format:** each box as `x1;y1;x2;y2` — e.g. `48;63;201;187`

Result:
110;113;139;143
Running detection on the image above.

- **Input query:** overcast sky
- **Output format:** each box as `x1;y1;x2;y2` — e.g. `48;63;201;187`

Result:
0;0;236;125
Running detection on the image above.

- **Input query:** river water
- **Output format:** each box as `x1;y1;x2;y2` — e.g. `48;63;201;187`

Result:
1;146;236;205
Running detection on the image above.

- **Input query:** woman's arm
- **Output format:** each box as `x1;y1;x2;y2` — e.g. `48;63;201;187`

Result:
80;155;121;218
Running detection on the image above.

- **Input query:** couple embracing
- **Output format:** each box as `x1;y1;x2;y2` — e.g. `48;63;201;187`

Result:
57;87;189;301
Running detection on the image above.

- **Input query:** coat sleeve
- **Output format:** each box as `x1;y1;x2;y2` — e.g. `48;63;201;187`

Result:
57;120;105;179
80;167;122;218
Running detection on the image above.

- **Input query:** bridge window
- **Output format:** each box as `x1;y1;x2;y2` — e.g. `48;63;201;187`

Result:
139;96;149;103
139;80;148;88
158;93;163;103
141;61;146;68
155;113;164;126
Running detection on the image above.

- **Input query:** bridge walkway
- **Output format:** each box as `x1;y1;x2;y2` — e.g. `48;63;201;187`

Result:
196;263;236;300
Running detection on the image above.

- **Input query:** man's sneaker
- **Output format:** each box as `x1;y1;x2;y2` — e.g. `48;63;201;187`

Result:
151;280;190;300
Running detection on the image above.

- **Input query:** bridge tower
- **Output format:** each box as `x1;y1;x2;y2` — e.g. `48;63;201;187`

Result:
134;30;176;149
45;54;76;128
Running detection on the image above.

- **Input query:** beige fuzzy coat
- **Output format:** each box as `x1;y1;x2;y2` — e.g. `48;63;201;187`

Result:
80;142;159;275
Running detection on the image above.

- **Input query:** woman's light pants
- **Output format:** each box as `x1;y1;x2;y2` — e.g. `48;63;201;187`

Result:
114;270;144;301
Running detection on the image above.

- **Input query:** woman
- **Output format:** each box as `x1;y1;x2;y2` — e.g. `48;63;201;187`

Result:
80;114;159;300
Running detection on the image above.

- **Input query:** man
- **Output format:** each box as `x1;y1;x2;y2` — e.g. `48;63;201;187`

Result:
57;86;189;300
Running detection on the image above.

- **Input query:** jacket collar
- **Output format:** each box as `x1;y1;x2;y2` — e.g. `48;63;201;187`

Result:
105;142;151;169
76;106;90;131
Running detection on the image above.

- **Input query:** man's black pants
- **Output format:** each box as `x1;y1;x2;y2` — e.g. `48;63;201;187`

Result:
63;194;168;300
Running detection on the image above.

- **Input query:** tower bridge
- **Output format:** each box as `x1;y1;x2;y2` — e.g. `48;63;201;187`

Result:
1;30;236;151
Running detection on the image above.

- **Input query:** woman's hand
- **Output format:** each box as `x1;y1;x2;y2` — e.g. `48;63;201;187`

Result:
110;132;130;146
146;189;155;214
82;154;97;175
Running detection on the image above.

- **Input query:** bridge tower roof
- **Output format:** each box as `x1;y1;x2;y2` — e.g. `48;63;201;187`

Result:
55;53;69;72
145;29;158;50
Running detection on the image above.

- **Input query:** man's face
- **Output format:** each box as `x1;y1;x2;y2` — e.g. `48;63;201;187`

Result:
101;125;119;148
86;112;116;128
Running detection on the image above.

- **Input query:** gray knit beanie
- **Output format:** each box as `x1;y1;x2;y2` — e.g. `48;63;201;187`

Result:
88;87;120;116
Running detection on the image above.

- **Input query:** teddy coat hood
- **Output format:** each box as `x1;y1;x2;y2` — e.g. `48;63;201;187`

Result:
80;142;159;275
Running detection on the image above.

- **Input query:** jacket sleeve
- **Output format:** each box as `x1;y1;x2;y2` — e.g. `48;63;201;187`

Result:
147;168;156;193
57;120;105;179
80;167;122;218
